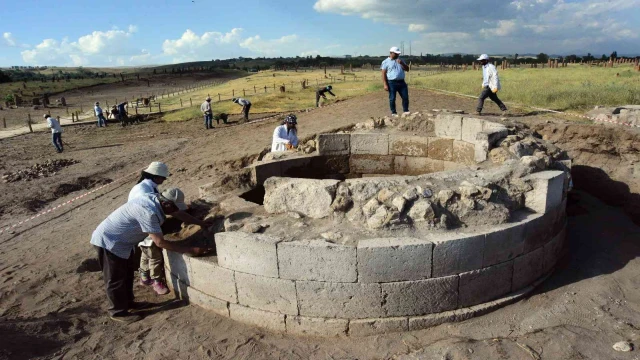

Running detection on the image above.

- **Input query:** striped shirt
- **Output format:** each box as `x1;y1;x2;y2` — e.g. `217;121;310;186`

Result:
128;179;159;201
90;193;165;259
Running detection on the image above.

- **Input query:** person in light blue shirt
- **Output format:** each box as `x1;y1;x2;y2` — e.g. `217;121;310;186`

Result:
381;46;410;116
94;102;108;127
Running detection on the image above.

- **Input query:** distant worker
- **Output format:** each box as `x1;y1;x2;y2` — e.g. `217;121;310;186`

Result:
201;97;213;129
272;114;298;152
232;97;252;122
315;85;335;107
117;102;129;126
45;114;63;153
94;102;108;127
476;54;507;115
381;46;410;117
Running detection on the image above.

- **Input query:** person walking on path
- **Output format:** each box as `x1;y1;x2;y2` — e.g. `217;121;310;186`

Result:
272;114;299;152
315;85;335;107
201;97;213;129
476;54;507;115
232;97;252;122
45;114;63;153
91;190;211;324
381;46;410;117
94;102;108;127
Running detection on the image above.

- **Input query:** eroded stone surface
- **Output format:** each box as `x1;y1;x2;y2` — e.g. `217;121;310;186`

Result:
264;177;339;219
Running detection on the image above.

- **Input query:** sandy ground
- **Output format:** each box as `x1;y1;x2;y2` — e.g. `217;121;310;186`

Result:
1;90;639;360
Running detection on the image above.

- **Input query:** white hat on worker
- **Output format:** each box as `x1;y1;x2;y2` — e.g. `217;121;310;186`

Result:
161;187;187;211
144;161;170;178
477;54;490;61
390;46;402;54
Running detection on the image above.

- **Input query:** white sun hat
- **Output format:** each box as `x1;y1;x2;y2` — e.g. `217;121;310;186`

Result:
477;54;490;61
144;161;170;178
161;187;187;211
390;46;402;54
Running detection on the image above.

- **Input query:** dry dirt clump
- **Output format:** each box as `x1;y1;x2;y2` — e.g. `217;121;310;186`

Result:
353;112;435;134
2;159;79;183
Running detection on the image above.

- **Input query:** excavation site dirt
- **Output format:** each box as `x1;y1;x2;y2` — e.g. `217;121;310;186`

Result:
1;90;639;360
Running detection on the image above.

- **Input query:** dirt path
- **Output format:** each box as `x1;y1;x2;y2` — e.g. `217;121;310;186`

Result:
1;90;639;360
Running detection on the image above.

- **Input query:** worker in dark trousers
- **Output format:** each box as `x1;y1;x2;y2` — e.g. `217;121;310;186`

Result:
232;97;252;122
316;85;335;107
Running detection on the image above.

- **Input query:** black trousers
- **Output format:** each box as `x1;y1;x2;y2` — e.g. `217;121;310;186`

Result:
242;104;251;120
315;92;323;107
477;86;507;112
95;246;136;316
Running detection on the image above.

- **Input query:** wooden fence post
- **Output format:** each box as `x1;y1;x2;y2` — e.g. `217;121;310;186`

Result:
180;98;183;107
218;93;221;101
2;117;5;128
71;113;75;122
232;89;235;97
243;89;246;97
264;86;267;93
254;85;256;93
149;104;152;113
66;107;69;115
135;107;138;115
158;103;161;113
190;98;192;107
27;114;33;133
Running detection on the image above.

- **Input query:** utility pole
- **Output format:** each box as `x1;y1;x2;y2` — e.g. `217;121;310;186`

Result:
409;41;412;58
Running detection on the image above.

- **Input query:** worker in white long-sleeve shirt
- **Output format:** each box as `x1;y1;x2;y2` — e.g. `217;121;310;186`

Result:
272;114;298;152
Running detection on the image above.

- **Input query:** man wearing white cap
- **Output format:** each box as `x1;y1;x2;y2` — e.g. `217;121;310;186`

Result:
201;97;213;129
45;114;63;153
476;54;507;115
381;46;410;117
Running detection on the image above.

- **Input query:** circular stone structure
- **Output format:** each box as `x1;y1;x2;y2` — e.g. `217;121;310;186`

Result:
165;113;570;337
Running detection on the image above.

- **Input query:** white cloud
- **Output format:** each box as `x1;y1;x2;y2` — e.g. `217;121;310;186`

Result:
408;24;427;32
239;34;298;55
161;28;244;61
3;32;16;46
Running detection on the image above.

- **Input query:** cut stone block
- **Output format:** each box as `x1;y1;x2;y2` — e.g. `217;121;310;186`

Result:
280;156;313;178
309;155;350;175
186;286;230;317
167;273;189;299
482;221;525;267
251;161;281;185
428;137;454;161
543;225;566;273
351;133;389;155
474;141;489;162
381;276;459;316
317;134;350;155
235;272;297;315
512;247;544;292
431;232;486;277
296;281;384;319
389;135;430;157
453;140;476;165
444;161;466;171
434;114;463;140
189;256;237;303
349;155;394;175
395;156;443;176
349;318;408;336
408;311;456;330
278;240;357;282
357;238;433;282
458;261;513;307
286;316;348;337
461;117;484;143
215;232;281;278
524;170;565;213
163;251;192;285
229;303;286;332
263;177;339;219
523;212;554;253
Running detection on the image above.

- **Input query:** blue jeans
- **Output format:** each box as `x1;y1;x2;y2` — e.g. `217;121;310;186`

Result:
388;79;409;114
52;132;63;152
204;114;213;128
97;114;107;127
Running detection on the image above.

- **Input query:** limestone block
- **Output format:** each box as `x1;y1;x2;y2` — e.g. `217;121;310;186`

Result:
395;156;443;176
461;117;484;143
235;272;297;315
543;225;566;273
349;318;408;336
351;133;389;155
185;286;230;317
512;247;544;292
215;232;281;278
524;170;565;213
251;161;281;185
263;177;339;219
357;238;433;282
453;140;476;165
475;129;508;163
458;261;513;307
280;156;313;178
309;155;350;175
474;141;489;162
434;114;463;140
444;161;466;171
189;256;237;303
229;303;286;332
349;155;394;175
523;212;554;253
167;273;189;299
286;316;348;337
427;137;454;161
382;276;459;316
389;135;430;157
482;221;525;267
278;240;357;282
163;251;192;285
431;232;485;277
317;133;350;155
296;281;385;318
408;311;456;330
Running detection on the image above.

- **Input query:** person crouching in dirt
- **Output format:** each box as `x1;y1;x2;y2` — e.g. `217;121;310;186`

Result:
201;96;213;129
232;97;252;122
272;114;298;152
129;162;211;296
94;102;108;127
316;85;335;107
117;102;129;126
91;189;211;324
45;114;63;153
476;54;507;116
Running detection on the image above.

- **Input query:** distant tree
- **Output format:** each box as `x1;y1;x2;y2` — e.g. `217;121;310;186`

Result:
0;70;11;83
153;69;157;74
601;54;607;60
536;53;549;63
514;53;519;60
610;51;618;59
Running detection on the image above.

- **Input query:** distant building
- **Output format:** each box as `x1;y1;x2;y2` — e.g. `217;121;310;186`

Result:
344;55;352;58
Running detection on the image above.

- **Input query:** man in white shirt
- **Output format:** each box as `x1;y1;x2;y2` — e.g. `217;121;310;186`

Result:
272;114;299;152
476;54;508;115
381;46;410;117
94;102;108;127
45;114;63;153
232;97;252;122
200;97;213;129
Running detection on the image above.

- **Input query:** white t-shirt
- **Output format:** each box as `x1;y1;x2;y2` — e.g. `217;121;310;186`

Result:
271;125;298;152
46;117;62;134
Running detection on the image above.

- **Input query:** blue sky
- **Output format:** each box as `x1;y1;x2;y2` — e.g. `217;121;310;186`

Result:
1;0;639;67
